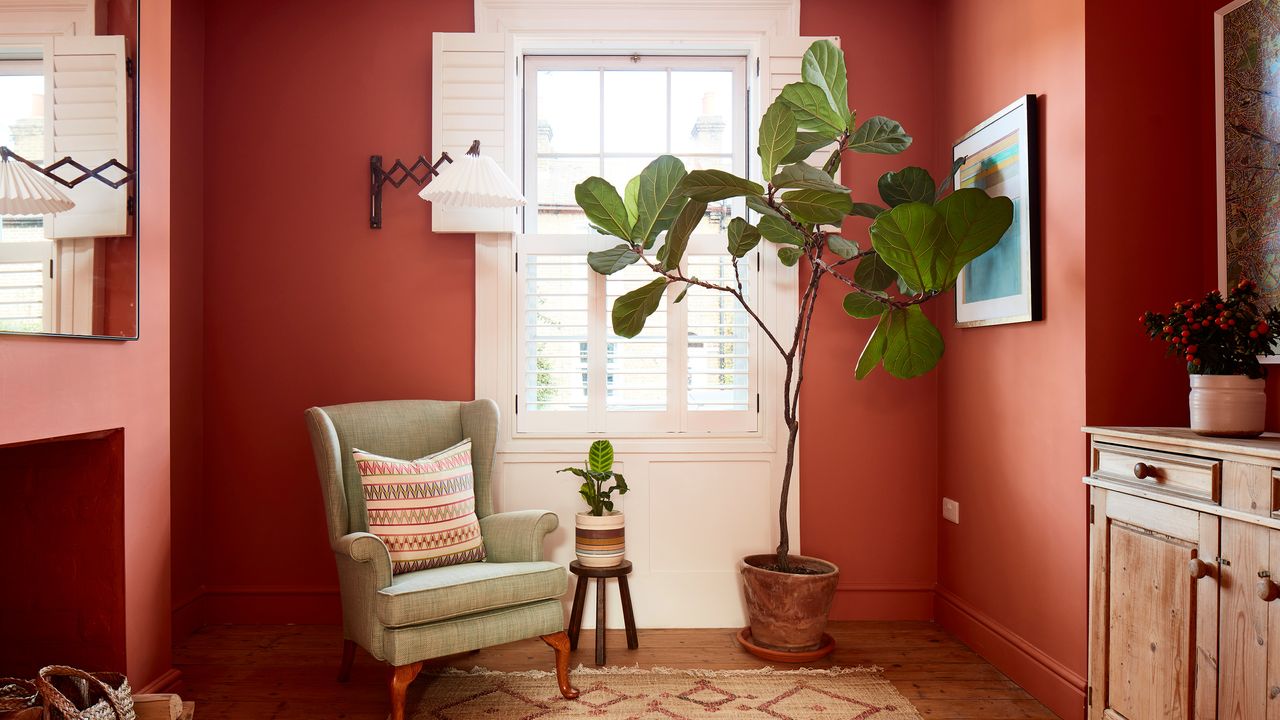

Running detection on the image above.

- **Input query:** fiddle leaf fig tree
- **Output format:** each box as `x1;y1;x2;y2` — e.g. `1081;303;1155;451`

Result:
572;40;1014;572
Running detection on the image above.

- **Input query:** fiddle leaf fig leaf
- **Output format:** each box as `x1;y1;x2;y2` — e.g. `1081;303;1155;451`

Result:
758;100;797;181
855;311;890;380
587;439;614;474
632;155;688;246
826;234;859;259
746;195;784;219
780;189;854;225
801;39;850;125
575;177;632;240
587;244;641;275
853;251;898;291
847;116;913;155
933;188;1014;287
728;217;762;258
882;305;944;379
778;82;846;136
678;169;766;202
878;167;936;207
843;292;885;319
869;202;945;291
623;175;641;226
758;215;805;246
777;246;804;267
674;285;690;304
781;132;835;165
849;202;887;219
657;200;707;271
612;277;668;338
772;162;848;193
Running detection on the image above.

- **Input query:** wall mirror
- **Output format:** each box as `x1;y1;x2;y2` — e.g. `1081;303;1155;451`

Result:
0;0;138;339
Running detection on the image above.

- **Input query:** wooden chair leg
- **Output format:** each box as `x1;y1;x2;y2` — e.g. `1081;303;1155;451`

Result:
540;631;580;699
567;576;588;650
388;661;423;720
618;575;639;650
337;639;356;682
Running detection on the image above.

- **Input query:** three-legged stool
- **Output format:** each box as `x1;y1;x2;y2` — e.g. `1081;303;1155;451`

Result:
567;560;637;665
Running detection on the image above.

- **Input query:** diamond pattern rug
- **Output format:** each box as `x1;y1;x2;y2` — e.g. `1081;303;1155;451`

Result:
411;666;921;719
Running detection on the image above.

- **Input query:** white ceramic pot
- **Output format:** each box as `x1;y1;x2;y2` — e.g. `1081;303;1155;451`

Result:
575;511;625;567
1189;374;1266;438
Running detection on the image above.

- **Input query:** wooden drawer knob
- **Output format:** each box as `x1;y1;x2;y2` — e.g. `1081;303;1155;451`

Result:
1133;462;1160;480
1259;575;1280;602
1189;558;1215;580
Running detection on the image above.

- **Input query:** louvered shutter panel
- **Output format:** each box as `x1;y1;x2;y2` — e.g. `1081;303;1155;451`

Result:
432;32;515;233
45;35;129;239
762;36;839;169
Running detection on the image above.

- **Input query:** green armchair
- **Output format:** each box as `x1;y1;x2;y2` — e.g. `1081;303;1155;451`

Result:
305;399;578;720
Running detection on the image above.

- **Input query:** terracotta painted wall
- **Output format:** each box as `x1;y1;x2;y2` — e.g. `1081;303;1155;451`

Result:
0;0;173;689
933;2;1088;719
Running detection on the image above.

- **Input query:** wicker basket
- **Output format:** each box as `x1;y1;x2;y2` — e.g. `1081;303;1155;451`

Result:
36;666;136;720
0;677;38;712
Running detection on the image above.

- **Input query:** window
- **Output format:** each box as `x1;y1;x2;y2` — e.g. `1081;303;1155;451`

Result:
518;55;757;435
0;54;52;333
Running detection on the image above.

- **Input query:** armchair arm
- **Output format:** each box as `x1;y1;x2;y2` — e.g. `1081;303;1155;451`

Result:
333;532;393;592
480;510;559;563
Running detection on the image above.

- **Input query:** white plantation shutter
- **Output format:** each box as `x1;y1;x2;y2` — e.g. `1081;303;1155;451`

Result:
44;35;129;239
759;36;839;171
431;32;516;233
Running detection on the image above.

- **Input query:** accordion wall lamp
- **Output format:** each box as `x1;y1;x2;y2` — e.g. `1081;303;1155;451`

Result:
0;145;135;216
368;139;526;229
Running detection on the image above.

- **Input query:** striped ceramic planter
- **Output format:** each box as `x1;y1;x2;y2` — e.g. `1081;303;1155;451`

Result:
575;511;625;567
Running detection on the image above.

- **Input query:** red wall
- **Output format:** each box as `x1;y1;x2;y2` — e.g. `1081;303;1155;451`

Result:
933;2;1088;719
0;0;173;689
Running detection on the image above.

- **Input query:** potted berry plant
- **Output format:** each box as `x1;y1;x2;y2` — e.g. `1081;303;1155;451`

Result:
559;440;629;567
1141;278;1280;437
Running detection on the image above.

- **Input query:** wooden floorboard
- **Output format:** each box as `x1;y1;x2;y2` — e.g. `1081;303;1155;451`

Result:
174;622;1058;719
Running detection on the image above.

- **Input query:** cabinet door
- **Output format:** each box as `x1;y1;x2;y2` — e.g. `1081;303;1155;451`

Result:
1089;487;1220;720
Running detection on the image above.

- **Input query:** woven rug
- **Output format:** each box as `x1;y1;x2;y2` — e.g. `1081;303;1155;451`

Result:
411;666;921;719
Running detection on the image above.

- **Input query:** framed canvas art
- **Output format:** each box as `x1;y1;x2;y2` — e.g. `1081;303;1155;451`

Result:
1217;0;1280;361
952;95;1041;328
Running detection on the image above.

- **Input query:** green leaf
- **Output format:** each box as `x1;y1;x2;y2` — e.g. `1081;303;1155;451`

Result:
780;189;854;225
849;202;887;219
826;234;858;259
780;132;835;165
612;277;668;338
777;246;803;267
778;82;846;136
657;200;707;271
758;215;805;246
771;162;848;193
882;305;944;379
587;244;641;275
674;286;689;303
878;167;936;207
933;188;1014;287
843;292;885;318
575;177;632;239
632;155;688;246
855;312;890;380
847;116;913;155
678;169;765;202
623;175;641;227
854;252;898;291
728;217;761;258
602;498;614;512
801;39;850;126
869;202;945;291
746;195;784;219
612;472;628;494
758;100;797;181
588;439;614;474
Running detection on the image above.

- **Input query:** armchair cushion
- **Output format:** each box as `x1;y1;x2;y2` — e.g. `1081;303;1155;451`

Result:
375;561;566;628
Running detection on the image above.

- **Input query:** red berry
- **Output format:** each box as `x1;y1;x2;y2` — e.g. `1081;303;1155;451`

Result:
1217;303;1225;310
1188;345;1198;352
1182;330;1191;337
1230;319;1237;326
1163;325;1173;333
1260;323;1270;334
1250;331;1259;338
1185;354;1195;362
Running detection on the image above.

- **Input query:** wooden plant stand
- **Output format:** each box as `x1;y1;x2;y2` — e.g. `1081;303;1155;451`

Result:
567;560;638;665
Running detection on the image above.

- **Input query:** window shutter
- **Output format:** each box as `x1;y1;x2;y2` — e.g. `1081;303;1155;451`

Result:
44;35;129;240
431;32;515;233
762;36;839;168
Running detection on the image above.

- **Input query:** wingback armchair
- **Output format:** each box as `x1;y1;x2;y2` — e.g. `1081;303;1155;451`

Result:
305;399;578;720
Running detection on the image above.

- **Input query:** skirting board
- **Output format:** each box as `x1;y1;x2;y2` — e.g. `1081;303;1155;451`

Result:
135;667;182;695
935;587;1086;720
830;581;935;621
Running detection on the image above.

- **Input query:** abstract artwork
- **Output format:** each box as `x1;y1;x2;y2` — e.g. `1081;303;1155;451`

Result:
952;95;1041;328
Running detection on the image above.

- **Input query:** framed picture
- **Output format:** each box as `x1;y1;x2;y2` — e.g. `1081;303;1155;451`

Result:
1217;0;1280;362
952;95;1041;328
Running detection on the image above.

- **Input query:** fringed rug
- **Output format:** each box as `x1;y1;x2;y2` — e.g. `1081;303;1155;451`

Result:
411;666;921;719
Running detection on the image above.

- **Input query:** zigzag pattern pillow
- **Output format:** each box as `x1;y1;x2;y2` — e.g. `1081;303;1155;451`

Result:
353;439;486;574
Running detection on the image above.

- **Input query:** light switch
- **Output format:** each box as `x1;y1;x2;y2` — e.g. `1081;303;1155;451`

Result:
942;497;960;524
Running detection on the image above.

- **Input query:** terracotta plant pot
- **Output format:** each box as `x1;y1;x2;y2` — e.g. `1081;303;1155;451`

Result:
1189;374;1265;438
739;554;839;658
575;511;625;567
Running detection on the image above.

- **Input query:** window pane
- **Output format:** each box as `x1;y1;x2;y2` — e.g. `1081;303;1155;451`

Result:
536;157;599;234
602;71;667;154
0;70;47;243
525;255;590;411
536;70;600;154
606;263;667;411
687;255;751;411
0;262;43;333
670;71;734;155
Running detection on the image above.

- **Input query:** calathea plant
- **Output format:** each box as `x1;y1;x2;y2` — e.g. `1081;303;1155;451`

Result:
558;439;629;516
573;40;1013;571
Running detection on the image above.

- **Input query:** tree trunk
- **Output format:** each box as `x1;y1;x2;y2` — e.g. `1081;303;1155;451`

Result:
775;417;800;569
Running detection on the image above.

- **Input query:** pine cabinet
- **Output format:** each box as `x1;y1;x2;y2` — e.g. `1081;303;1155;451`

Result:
1086;428;1280;720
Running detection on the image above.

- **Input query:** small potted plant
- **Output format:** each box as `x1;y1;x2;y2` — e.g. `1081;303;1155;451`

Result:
559;440;628;567
1141;278;1280;437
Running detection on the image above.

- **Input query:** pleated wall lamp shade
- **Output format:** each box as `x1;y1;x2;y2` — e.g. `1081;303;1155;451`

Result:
418;140;526;208
0;155;75;215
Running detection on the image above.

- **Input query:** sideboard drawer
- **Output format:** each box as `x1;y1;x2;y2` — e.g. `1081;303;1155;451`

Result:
1091;442;1221;503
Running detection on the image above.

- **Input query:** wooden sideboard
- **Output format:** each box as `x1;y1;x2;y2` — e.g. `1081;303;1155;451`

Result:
1085;427;1280;720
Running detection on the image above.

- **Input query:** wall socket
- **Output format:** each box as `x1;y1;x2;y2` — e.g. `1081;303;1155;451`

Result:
942;497;960;524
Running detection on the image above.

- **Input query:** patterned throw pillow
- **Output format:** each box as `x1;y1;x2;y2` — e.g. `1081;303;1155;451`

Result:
353;439;486;574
